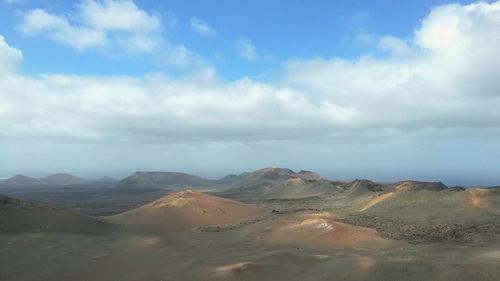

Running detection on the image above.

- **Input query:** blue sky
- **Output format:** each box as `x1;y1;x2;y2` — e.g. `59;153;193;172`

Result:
1;0;500;186
0;0;479;78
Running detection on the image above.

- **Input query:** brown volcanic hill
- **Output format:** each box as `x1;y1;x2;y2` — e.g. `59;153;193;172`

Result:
114;171;217;190
218;168;338;200
343;179;384;192
384;180;448;192
243;177;339;200
239;167;297;185
217;168;298;193
109;190;264;231
1;175;42;186
260;211;394;248
297;170;324;180
0;195;114;234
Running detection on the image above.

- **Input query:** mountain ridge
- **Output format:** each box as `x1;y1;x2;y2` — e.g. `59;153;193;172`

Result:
0;173;117;186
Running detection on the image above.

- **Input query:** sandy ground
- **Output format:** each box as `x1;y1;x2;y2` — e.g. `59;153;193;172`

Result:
2;189;500;281
2;229;500;281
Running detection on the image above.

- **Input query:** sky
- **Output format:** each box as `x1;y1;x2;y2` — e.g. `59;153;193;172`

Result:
1;0;500;186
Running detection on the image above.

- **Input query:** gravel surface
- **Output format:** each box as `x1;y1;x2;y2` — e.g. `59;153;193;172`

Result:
341;215;500;243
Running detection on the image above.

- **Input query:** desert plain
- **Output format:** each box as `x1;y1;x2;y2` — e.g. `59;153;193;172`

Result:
1;168;500;281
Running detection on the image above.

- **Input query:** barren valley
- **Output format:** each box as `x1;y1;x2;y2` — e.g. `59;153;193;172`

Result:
1;168;500;281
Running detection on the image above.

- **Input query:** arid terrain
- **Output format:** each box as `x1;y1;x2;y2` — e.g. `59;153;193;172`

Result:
1;168;500;281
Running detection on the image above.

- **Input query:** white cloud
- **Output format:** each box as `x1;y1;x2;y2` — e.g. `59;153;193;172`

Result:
189;17;216;36
79;0;160;32
0;35;22;74
16;0;205;69
281;1;500;130
17;0;161;53
235;38;258;62
18;9;108;50
2;1;500;145
4;0;24;4
377;36;412;58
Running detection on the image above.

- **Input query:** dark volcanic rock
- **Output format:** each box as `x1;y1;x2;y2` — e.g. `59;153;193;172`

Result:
341;215;500;243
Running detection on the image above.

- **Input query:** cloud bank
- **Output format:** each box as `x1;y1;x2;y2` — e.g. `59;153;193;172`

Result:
0;0;499;166
0;35;22;73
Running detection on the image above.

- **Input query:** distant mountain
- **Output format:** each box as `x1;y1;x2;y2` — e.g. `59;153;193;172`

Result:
231;168;298;189
0;173;117;187
217;172;251;184
215;168;459;200
1;175;42;186
112;168;333;196
113;171;217;190
216;167;339;199
42;173;87;185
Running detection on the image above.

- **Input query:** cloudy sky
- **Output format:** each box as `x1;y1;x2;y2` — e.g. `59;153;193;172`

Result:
1;0;500;185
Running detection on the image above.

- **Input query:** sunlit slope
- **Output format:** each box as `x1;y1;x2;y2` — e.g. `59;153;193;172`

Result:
109;190;265;231
354;188;500;224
